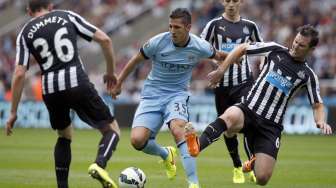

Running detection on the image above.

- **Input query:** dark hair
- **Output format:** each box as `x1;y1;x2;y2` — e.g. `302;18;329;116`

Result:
28;0;51;13
169;8;192;25
297;24;319;48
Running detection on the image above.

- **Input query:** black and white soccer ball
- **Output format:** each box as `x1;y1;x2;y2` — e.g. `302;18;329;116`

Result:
119;167;146;188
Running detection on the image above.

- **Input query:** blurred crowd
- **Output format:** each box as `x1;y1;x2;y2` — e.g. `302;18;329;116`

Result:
0;0;335;102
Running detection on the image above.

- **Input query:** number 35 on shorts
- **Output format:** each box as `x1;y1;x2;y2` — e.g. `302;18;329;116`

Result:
173;102;188;116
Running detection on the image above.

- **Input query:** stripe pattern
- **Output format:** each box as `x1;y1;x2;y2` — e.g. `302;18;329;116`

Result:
201;16;263;87
244;42;322;124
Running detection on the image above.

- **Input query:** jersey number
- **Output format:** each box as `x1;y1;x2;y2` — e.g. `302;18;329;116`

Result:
33;27;74;70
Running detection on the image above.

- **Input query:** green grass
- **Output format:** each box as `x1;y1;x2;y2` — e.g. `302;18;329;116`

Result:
0;128;335;188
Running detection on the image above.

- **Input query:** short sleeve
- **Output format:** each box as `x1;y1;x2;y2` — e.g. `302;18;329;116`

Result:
198;38;216;59
66;11;97;41
15;29;30;68
140;34;161;59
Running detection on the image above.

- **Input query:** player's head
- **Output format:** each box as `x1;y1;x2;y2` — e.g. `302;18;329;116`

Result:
169;8;191;46
27;0;53;16
222;0;242;17
290;25;319;60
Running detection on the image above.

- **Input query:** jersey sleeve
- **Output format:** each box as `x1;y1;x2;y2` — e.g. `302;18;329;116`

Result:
250;22;263;42
305;69;323;105
198;38;216;59
140;34;161;60
66;11;97;41
200;20;215;43
15;29;30;68
246;42;286;57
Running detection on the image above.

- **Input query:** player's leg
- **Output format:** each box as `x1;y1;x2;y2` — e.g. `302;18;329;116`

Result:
55;126;72;188
186;105;245;157
254;153;276;185
131;100;176;179
70;85;119;188
165;95;199;187
215;88;243;174
43;94;72;188
242;119;281;185
170;119;199;187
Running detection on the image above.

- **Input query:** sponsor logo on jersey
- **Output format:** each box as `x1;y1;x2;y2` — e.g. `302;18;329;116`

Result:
266;71;293;96
221;42;239;52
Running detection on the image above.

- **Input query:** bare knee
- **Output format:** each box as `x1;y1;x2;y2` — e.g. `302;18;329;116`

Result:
169;119;186;143
57;125;72;140
130;127;150;150
256;172;272;186
220;106;244;132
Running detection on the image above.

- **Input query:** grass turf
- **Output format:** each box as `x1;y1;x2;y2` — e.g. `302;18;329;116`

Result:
0;128;335;188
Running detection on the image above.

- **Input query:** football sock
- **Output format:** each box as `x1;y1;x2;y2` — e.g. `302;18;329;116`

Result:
223;134;242;167
142;138;168;160
95;130;119;169
54;137;71;188
178;141;199;184
199;118;228;151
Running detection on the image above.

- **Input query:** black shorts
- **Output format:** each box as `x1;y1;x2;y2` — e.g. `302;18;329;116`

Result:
42;83;114;130
235;103;283;159
214;80;253;116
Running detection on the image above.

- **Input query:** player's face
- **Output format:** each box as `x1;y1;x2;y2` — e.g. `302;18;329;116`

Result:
223;0;241;16
169;18;191;46
290;33;314;59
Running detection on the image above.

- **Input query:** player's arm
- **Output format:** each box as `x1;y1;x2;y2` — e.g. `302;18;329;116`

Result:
212;50;228;62
92;29;116;92
312;103;332;135
306;70;332;135
111;52;145;99
6;65;27;136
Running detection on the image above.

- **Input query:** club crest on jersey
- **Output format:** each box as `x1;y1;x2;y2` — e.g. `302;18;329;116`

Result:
266;71;294;96
297;71;305;79
243;26;250;35
144;41;150;48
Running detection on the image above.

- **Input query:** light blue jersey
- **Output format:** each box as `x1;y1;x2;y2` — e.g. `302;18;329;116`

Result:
140;32;215;98
134;32;215;133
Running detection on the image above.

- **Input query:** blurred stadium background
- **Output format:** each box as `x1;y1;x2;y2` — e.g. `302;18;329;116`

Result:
0;0;335;187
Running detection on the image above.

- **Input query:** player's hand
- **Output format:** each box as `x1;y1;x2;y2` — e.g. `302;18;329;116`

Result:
5;113;17;136
111;81;122;99
103;73;117;92
207;68;224;88
316;122;333;135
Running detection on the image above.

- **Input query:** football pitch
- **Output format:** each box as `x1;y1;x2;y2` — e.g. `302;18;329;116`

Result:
0;128;335;188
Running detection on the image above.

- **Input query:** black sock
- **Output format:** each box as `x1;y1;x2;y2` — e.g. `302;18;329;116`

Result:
95;130;119;169
199;118;228;151
54;137;71;188
224;134;242;167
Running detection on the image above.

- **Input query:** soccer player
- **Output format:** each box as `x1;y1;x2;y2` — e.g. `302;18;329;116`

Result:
5;1;120;188
186;25;333;185
111;8;227;188
200;0;262;183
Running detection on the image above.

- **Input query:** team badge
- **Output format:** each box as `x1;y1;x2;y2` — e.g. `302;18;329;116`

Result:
243;26;250;34
297;71;305;79
144;41;150;48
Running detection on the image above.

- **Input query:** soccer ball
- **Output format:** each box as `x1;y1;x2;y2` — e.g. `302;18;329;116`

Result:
119;167;146;188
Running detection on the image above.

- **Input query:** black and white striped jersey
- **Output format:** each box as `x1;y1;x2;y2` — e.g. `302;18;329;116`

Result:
15;10;97;95
201;16;262;87
244;42;322;125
